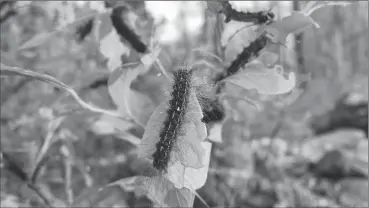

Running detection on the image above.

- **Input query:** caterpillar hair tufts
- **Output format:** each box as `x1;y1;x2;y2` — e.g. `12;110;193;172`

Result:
215;34;268;83
152;68;194;172
220;1;275;24
110;6;148;53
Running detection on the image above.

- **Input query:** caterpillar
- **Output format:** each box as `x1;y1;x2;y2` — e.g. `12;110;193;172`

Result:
215;34;268;83
151;68;193;172
133;65;209;207
110;6;147;53
219;1;275;24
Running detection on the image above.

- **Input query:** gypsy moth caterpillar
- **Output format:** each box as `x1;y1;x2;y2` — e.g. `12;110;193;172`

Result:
207;1;275;25
110;6;147;53
151;68;193;172
220;1;275;24
129;65;210;207
215;34;268;82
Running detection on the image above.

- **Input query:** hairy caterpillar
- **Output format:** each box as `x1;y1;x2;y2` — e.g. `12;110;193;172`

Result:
110;6;147;53
217;1;275;24
215;34;268;82
131;64;210;207
151;69;193;172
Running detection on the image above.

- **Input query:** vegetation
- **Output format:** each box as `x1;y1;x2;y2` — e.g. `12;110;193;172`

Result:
1;1;367;207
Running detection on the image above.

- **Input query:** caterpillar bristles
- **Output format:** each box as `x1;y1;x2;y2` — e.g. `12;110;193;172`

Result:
110;6;148;53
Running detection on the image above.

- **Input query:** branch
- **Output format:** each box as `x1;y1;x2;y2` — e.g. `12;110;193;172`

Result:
0;63;125;119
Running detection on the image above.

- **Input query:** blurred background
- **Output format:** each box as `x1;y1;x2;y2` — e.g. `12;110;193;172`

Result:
0;1;368;207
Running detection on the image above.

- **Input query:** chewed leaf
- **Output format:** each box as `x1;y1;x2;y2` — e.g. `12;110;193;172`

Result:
186;90;207;141
108;63;155;126
165;187;195;207
100;30;131;71
261;11;319;45
303;1;352;16
224;65;297;95
183;141;212;190
175;122;206;169
107;175;195;207
128;89;157;127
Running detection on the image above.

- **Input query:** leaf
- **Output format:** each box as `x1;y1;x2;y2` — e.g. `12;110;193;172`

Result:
224;64;297;95
138;90;207;168
164;187;195;207
18;32;54;50
260;11;319;45
140;45;162;75
182;141;211;190
97;11;114;40
100;30;131;71
107;176;195;207
207;123;223;143
108;64;156;126
303;1;352;16
90;114;134;135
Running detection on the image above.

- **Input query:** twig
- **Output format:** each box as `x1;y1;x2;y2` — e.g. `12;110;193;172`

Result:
61;145;73;206
0;63;125;119
27;183;55;208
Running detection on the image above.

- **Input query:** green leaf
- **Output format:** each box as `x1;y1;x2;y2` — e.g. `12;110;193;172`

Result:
224;63;297;95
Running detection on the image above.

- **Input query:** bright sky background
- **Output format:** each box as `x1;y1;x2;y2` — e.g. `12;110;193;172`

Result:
144;1;291;43
73;1;291;43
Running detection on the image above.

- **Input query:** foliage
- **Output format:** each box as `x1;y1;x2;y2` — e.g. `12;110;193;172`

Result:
0;1;367;208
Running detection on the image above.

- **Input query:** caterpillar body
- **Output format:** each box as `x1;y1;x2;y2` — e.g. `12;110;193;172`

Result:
134;66;210;207
110;6;147;53
215;34;268;83
152;69;193;172
139;66;207;174
219;1;275;24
